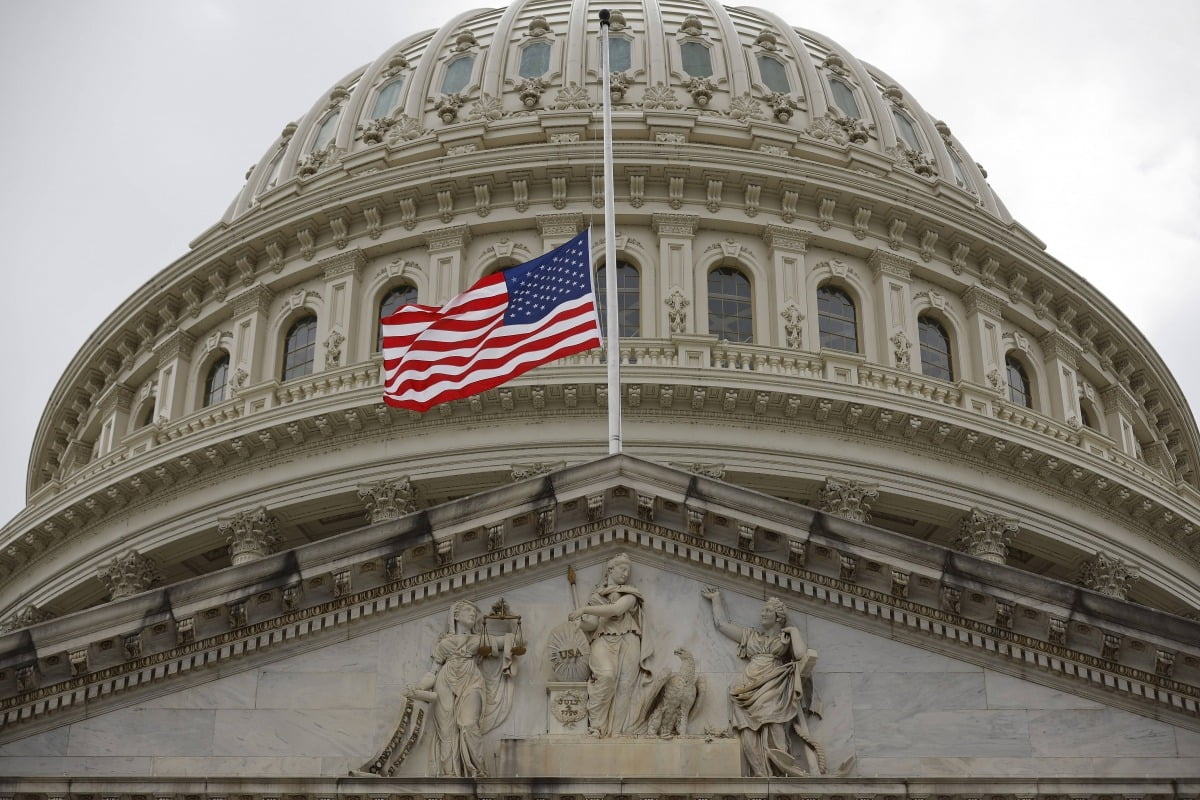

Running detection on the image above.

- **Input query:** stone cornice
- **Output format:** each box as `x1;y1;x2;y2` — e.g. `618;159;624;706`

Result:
229;283;275;318
1040;329;1083;367
151;329;195;362
424;223;473;252
960;284;1007;317
535;212;585;238
1;456;1197;736
651;213;700;238
761;224;811;254
318;249;366;280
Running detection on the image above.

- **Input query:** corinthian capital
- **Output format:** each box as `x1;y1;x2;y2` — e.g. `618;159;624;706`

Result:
358;477;417;523
1077;551;1140;600
218;507;281;565
955;508;1019;564
817;477;878;523
97;549;160;600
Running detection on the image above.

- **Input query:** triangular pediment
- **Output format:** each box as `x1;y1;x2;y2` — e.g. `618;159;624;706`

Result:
1;455;1198;785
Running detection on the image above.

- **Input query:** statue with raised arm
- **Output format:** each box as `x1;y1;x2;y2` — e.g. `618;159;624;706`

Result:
700;587;825;776
567;552;654;736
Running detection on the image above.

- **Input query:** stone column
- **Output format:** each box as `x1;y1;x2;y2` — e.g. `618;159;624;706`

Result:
358;477;418;523
762;225;811;350
869;250;920;372
1039;330;1084;426
219;507;282;565
955;508;1019;564
960;285;1007;391
651;213;701;336
228;284;275;388
1101;384;1140;458
319;250;366;369
97;549;160;601
1077;551;1141;600
152;330;196;422
816;477;878;522
424;224;473;302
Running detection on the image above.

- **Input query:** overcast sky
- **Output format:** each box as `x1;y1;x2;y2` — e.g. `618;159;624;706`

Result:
1;1;1196;526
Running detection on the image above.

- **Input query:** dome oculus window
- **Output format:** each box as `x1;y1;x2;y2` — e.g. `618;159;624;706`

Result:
203;353;230;407
608;37;631;73
519;41;551;78
708;267;752;343
680;42;713;78
917;316;953;381
1006;355;1033;408
370;78;405;119
756;55;790;94
282;316;318;381
948;148;972;190
378;285;418;350
892;109;921;151
311;111;340;152
256;149;285;196
817;285;858;352
828;76;861;118
596;262;641;338
442;55;475;94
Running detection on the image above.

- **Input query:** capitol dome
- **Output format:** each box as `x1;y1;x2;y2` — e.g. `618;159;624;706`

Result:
2;5;1200;787
3;0;1198;624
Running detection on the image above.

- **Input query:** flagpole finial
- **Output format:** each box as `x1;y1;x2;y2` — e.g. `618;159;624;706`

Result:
599;8;611;27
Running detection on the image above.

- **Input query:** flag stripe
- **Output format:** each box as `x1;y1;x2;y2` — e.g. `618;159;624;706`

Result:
380;229;601;412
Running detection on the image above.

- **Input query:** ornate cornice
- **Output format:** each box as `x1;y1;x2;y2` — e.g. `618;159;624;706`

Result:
229;283;275;318
960;284;1006;317
761;224;810;253
867;248;918;280
424;224;473;252
650;213;700;238
319;249;367;280
152;329;196;362
534;212;584;239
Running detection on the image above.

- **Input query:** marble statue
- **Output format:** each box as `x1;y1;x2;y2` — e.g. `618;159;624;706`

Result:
405;599;522;777
700;588;825;776
643;647;704;738
567;553;655;736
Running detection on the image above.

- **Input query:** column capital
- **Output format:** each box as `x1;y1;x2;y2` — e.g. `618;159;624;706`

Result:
817;476;878;523
97;549;160;601
218;507;282;565
651;213;701;239
955;508;1019;564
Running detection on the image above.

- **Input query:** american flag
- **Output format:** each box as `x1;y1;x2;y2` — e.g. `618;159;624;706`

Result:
381;229;602;412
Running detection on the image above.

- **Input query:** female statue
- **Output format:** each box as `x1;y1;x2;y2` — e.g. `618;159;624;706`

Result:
567;552;654;736
406;599;520;776
700;588;824;776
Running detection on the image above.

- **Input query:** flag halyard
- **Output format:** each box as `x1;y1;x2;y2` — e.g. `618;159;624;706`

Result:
381;229;601;412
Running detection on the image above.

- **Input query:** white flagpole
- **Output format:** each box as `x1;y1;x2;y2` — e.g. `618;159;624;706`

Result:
600;9;622;455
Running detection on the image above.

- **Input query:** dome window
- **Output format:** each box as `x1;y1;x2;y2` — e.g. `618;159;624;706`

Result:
203;354;230;407
1005;355;1033;409
519;41;551;78
708;267;752;343
892;109;921;151
256;149;285;196
817;285;858;352
371;78;405;119
442;54;475;94
756;55;790;94
282;316;318;381
311;111;341;152
828;76;861;118
597;262;641;338
680;42;713;78
377;285;418;351
917;316;953;382
608;37;632;73
948;148;972;191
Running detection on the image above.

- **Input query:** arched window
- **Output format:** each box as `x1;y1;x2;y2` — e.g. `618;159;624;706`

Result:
892;109;921;151
817;285;858;352
311;111;340;152
282;316;318;381
377;284;418;350
138;403;156;429
1006;354;1033;408
204;353;230;407
948;148;972;191
680;42;713;78
828;76;861;118
256;149;285;196
917;316;953;381
519;42;551;78
596;262;641;338
757;55;790;93
442;55;475;94
371;78;405;119
708;267;752;343
608;37;631;73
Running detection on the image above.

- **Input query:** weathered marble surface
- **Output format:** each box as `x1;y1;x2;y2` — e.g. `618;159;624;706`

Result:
1;562;1197;779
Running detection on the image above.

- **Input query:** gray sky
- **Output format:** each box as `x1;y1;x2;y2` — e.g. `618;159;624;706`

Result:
1;1;1197;525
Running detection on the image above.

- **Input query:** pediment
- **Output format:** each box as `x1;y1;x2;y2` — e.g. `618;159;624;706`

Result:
1;455;1198;786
